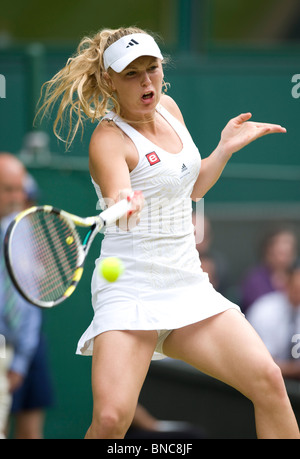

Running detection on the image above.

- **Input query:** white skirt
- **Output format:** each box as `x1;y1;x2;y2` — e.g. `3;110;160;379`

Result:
76;230;241;360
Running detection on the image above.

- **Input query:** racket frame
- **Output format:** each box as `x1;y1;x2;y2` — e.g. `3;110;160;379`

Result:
4;199;130;308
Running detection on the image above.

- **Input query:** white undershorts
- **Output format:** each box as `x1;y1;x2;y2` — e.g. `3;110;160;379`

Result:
155;329;172;356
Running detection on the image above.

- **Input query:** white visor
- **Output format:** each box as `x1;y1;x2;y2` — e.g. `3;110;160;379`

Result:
103;33;163;73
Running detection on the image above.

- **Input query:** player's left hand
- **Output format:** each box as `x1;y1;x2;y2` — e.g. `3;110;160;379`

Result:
219;112;286;157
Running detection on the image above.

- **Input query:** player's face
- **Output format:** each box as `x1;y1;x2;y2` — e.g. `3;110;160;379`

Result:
108;56;164;121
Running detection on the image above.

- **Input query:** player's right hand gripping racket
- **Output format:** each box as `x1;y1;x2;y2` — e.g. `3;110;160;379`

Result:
4;198;132;308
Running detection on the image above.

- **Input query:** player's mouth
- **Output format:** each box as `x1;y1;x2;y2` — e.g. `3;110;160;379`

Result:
141;91;155;104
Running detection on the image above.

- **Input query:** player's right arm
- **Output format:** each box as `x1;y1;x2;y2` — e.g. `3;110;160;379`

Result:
89;121;143;227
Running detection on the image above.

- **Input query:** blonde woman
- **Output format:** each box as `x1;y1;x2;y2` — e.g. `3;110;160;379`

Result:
38;27;299;439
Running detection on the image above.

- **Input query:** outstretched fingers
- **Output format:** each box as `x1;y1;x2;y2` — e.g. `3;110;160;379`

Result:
220;113;287;156
234;113;286;134
254;122;287;135
233;112;253;124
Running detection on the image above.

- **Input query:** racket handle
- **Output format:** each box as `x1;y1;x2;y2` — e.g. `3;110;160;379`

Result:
100;198;131;226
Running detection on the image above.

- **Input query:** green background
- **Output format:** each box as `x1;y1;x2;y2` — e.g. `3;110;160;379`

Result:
1;0;300;438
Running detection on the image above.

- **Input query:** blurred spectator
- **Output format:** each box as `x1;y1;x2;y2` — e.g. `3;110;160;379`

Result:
247;264;300;380
240;227;298;313
10;167;53;439
0;152;41;438
0;153;53;439
10;333;54;439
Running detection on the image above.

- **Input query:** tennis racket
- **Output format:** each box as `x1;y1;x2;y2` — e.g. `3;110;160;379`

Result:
3;198;132;308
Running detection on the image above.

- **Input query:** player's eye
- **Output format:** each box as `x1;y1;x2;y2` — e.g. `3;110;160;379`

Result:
125;70;136;77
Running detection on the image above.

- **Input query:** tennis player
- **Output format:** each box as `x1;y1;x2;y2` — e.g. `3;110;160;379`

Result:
38;27;300;439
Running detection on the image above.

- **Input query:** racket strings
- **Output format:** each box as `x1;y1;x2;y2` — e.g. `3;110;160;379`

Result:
11;211;80;302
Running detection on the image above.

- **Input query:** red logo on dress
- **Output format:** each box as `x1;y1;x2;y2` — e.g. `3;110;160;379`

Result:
146;152;160;166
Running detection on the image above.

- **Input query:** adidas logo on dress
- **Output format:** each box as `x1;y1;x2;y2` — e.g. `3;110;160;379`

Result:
181;163;187;172
180;163;190;179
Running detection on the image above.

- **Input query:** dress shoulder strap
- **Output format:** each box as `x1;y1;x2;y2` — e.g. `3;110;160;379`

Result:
101;111;152;153
156;104;187;135
101;105;190;152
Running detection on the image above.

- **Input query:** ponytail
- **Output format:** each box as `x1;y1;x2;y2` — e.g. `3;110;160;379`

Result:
35;27;149;149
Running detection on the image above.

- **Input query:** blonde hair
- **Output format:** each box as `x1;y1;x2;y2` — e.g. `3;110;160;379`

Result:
36;27;168;149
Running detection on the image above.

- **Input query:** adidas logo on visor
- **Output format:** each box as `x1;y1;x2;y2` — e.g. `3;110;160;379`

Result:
126;39;139;48
103;33;163;72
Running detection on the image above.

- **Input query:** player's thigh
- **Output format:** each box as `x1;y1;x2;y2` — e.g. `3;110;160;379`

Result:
91;330;157;415
163;309;276;399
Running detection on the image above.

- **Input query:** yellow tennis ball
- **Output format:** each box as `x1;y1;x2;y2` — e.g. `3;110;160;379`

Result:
66;236;74;245
98;257;124;282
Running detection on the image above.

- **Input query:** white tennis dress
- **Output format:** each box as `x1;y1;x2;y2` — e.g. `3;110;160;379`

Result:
76;104;241;359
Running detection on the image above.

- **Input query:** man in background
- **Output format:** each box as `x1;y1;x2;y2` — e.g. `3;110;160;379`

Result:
247;263;300;380
0;152;42;438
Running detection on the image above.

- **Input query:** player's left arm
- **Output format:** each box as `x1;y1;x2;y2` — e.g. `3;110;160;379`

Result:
191;113;286;201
